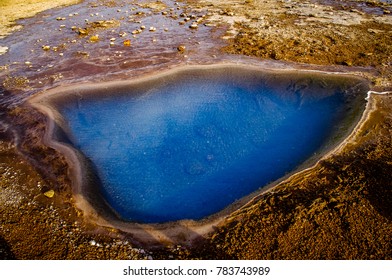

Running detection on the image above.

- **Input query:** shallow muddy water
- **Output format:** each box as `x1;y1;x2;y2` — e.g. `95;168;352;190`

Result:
0;0;225;107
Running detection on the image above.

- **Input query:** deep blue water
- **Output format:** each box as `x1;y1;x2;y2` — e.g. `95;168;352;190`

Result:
59;75;346;223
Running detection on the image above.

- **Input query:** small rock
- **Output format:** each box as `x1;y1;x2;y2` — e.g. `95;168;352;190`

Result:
123;39;131;46
0;46;9;55
149;26;156;32
177;45;186;52
89;240;96;246
77;28;88;36
44;190;55;198
24;61;32;66
368;29;384;34
42;45;51;51
89;35;99;42
189;23;198;29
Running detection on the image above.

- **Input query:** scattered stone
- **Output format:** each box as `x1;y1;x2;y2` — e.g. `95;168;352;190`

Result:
149;26;156;32
89;35;99;42
44;190;55;198
56;17;66;21
177;45;186;52
89;240;96;246
77;51;89;57
110;37;116;41
89;20;115;28
119;31;127;37
190;23;198;29
368;29;384;34
76;28;88;36
42;45;50;51
0;46;9;55
24;61;32;66
123;39;131;46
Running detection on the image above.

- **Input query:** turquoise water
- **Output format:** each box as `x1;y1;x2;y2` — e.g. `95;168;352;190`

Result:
59;72;350;223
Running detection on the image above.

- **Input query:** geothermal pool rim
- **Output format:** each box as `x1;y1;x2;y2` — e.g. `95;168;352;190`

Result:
28;63;372;246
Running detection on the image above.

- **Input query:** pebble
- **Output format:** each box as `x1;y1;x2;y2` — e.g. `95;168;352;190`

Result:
177;45;186;52
42;45;51;51
24;61;32;66
89;35;99;42
0;46;8;55
190;23;198;29
44;190;55;198
149;26;156;32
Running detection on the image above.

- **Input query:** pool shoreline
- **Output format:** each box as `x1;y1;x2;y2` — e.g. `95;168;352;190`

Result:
27;63;376;246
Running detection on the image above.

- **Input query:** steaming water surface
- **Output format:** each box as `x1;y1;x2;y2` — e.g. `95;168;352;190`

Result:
56;70;365;223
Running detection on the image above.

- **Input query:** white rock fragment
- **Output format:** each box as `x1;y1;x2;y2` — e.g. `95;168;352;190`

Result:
0;46;9;55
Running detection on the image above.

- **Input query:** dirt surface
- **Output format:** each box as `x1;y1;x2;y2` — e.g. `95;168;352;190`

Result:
0;0;81;39
196;0;392;89
1;0;391;259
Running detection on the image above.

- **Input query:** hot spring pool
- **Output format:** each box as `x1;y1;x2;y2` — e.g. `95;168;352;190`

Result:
42;66;368;223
